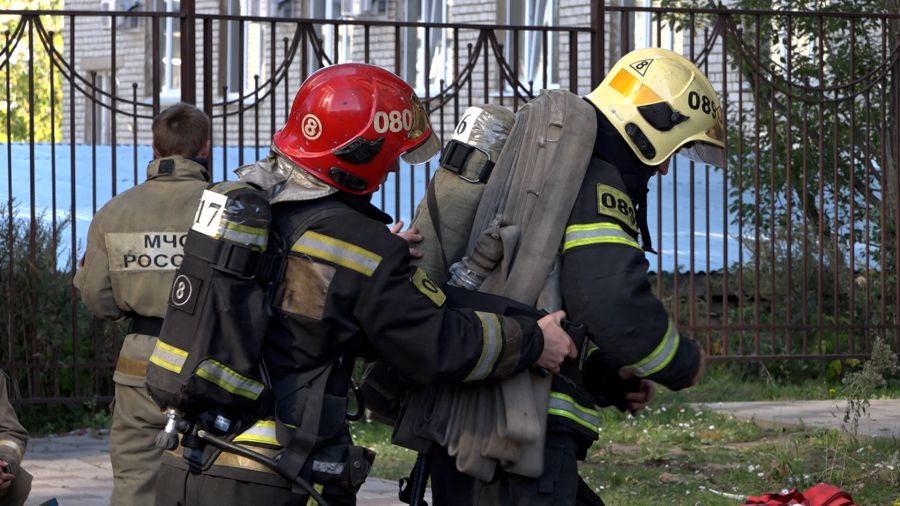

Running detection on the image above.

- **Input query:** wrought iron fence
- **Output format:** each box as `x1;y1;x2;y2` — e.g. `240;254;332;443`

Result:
0;2;898;404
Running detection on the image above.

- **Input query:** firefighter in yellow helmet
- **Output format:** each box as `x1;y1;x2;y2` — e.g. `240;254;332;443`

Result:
431;47;724;506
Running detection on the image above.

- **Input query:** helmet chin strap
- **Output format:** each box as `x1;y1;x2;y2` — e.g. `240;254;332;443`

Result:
595;110;658;254
621;168;657;254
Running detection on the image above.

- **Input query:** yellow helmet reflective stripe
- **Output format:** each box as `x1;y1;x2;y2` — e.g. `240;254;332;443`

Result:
585;47;726;167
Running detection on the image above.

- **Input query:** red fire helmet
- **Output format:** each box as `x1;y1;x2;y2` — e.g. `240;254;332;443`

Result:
272;63;440;195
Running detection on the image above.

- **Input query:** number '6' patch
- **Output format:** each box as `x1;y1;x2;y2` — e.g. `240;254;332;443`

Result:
596;184;638;234
411;268;446;308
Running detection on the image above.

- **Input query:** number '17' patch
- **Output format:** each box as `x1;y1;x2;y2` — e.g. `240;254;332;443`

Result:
596;184;638;234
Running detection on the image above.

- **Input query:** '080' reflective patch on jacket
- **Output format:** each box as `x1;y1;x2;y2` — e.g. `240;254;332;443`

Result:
560;157;701;395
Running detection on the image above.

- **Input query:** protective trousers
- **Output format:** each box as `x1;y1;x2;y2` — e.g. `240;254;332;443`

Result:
110;382;166;505
489;432;604;506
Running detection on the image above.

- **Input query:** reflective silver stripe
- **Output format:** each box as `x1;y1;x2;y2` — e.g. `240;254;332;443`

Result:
0;440;22;459
195;359;264;400
563;223;641;252
547;392;600;433
627;320;680;377
221;222;268;249
233;420;278;446
464;311;503;382
148;340;188;374
292;231;382;277
311;460;345;476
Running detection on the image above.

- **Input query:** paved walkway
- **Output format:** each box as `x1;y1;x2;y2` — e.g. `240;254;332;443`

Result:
700;399;900;438
20;400;900;505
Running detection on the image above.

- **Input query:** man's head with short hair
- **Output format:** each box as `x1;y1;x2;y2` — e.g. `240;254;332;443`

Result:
152;103;211;158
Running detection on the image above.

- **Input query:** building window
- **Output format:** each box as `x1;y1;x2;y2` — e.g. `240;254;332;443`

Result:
503;0;558;89
223;0;265;97
403;0;449;96
631;0;682;55
144;0;180;98
85;72;113;144
311;0;352;69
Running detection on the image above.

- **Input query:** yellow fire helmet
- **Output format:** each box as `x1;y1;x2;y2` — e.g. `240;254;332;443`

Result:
585;47;726;168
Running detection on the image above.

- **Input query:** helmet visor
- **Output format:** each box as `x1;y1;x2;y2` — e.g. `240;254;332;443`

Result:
401;131;441;165
676;141;726;168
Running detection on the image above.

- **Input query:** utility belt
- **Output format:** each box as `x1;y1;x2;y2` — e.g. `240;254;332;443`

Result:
174;410;374;494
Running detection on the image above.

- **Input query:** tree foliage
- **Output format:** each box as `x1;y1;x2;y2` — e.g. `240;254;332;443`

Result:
0;1;64;142
655;1;899;346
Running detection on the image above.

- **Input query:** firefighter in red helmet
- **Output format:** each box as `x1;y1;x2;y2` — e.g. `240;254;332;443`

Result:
154;63;576;505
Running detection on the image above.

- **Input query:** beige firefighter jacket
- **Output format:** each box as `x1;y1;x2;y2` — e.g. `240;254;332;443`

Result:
73;156;209;386
0;372;27;475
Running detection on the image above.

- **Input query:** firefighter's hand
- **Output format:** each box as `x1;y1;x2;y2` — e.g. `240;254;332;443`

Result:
389;220;423;258
617;368;655;415
0;460;14;497
536;310;578;373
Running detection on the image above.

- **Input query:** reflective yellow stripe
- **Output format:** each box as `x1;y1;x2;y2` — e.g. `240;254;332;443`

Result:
221;221;269;250
213;443;280;474
292;231;383;277
585;342;598;358
148;340;188;374
116;356;149;377
464;311;503;382
562;223;641;252
306;484;326;506
0;440;22;459
548;392;600;433
233;420;279;446
195;359;264;400
627;320;680;377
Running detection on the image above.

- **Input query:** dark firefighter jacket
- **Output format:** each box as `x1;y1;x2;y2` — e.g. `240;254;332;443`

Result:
548;111;702;453
264;192;546;434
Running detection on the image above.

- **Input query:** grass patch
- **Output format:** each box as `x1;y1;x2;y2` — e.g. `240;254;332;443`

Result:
351;378;900;506
18;401;112;437
671;363;900;403
579;403;900;505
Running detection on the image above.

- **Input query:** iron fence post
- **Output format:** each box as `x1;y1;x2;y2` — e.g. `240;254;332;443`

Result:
180;0;196;104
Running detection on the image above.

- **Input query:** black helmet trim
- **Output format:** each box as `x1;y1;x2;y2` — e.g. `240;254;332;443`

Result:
637;102;689;132
624;123;657;160
334;136;385;165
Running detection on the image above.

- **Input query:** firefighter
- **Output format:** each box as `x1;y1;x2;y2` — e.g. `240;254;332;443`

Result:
73;103;211;505
153;63;576;506
0;371;31;506
495;46;722;506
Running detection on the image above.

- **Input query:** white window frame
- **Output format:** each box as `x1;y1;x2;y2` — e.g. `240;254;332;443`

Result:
403;0;449;97
504;0;559;90
632;0;683;55
86;72;114;144
160;0;181;99
224;0;267;99
311;0;352;69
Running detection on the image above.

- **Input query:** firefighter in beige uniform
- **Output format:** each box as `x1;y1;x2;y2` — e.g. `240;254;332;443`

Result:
74;103;211;505
0;371;30;506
